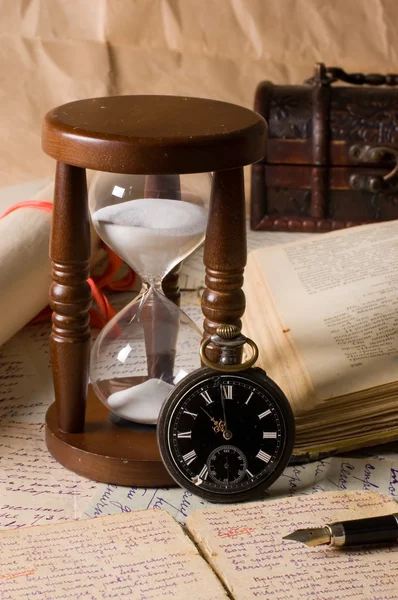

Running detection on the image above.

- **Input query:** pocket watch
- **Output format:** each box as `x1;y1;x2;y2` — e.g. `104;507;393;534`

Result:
157;325;295;503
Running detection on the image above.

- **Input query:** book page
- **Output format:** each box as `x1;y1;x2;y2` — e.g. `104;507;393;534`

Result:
187;491;398;600
252;220;398;399
0;509;228;599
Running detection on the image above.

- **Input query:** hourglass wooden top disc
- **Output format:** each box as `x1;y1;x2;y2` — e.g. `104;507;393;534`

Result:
42;95;266;174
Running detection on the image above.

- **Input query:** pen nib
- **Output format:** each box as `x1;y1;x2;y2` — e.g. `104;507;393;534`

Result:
283;526;331;546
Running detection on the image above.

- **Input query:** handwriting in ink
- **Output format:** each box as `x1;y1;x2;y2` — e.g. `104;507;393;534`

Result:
353;463;379;491
389;468;398;496
218;527;256;539
335;461;355;490
0;568;35;581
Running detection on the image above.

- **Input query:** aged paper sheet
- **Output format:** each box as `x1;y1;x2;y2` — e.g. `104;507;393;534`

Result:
0;509;228;599
84;453;398;524
187;491;398;600
0;325;98;529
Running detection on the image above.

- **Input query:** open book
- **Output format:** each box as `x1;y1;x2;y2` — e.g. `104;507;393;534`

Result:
243;219;398;455
1;491;397;599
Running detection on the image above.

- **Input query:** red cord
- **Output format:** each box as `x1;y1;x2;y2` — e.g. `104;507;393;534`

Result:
0;200;136;328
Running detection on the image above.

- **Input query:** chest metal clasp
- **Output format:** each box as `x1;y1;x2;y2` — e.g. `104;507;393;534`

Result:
349;144;398;192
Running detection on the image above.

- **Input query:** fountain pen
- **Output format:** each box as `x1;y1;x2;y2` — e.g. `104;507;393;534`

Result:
283;513;398;547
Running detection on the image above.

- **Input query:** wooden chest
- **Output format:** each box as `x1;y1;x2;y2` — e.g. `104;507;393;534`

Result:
251;63;398;232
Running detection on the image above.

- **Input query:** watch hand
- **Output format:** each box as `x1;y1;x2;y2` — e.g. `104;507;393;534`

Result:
221;394;228;427
221;391;233;441
200;407;226;434
201;406;216;422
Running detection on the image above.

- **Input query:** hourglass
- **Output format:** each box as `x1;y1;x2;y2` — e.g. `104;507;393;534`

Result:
42;95;266;486
88;172;209;426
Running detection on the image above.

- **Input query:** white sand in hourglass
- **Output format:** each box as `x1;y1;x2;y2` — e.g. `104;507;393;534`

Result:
91;197;207;423
92;198;207;283
107;378;174;424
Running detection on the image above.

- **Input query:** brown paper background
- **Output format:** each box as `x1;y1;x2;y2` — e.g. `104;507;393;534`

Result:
0;0;397;187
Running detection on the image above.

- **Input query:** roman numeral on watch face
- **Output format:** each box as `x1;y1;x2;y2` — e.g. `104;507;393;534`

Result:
200;391;213;405
183;450;197;465
177;431;192;439
258;409;271;420
221;385;233;400
263;431;277;439
183;410;198;419
198;465;208;480
256;450;271;463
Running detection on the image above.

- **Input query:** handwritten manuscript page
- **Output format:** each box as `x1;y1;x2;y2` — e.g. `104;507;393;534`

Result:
187;491;398;600
0;509;227;599
84;454;398;523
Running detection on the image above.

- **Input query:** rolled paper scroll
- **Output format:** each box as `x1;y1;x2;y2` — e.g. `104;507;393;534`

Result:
0;176;101;347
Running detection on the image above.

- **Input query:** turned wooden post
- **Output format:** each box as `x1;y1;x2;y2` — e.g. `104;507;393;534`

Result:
202;168;246;363
49;163;91;433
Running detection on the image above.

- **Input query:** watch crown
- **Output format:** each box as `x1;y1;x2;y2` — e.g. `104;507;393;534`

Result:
216;324;241;340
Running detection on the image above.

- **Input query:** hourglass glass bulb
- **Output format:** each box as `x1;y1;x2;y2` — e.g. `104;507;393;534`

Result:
89;172;208;284
88;171;210;426
92;197;207;285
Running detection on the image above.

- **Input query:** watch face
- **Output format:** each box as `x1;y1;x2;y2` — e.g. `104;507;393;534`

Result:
157;367;295;502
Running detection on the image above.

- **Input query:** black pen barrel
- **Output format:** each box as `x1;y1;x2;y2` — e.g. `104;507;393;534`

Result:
339;514;398;546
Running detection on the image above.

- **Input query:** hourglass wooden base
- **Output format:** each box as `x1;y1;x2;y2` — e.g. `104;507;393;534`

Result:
45;384;174;486
42;95;266;486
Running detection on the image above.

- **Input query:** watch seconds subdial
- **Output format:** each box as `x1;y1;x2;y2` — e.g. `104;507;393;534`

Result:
159;369;294;500
207;445;247;485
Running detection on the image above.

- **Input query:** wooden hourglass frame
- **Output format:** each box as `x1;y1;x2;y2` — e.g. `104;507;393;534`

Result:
42;95;266;486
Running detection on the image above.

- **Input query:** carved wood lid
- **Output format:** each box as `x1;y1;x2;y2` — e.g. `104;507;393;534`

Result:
255;83;397;166
42;95;266;174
